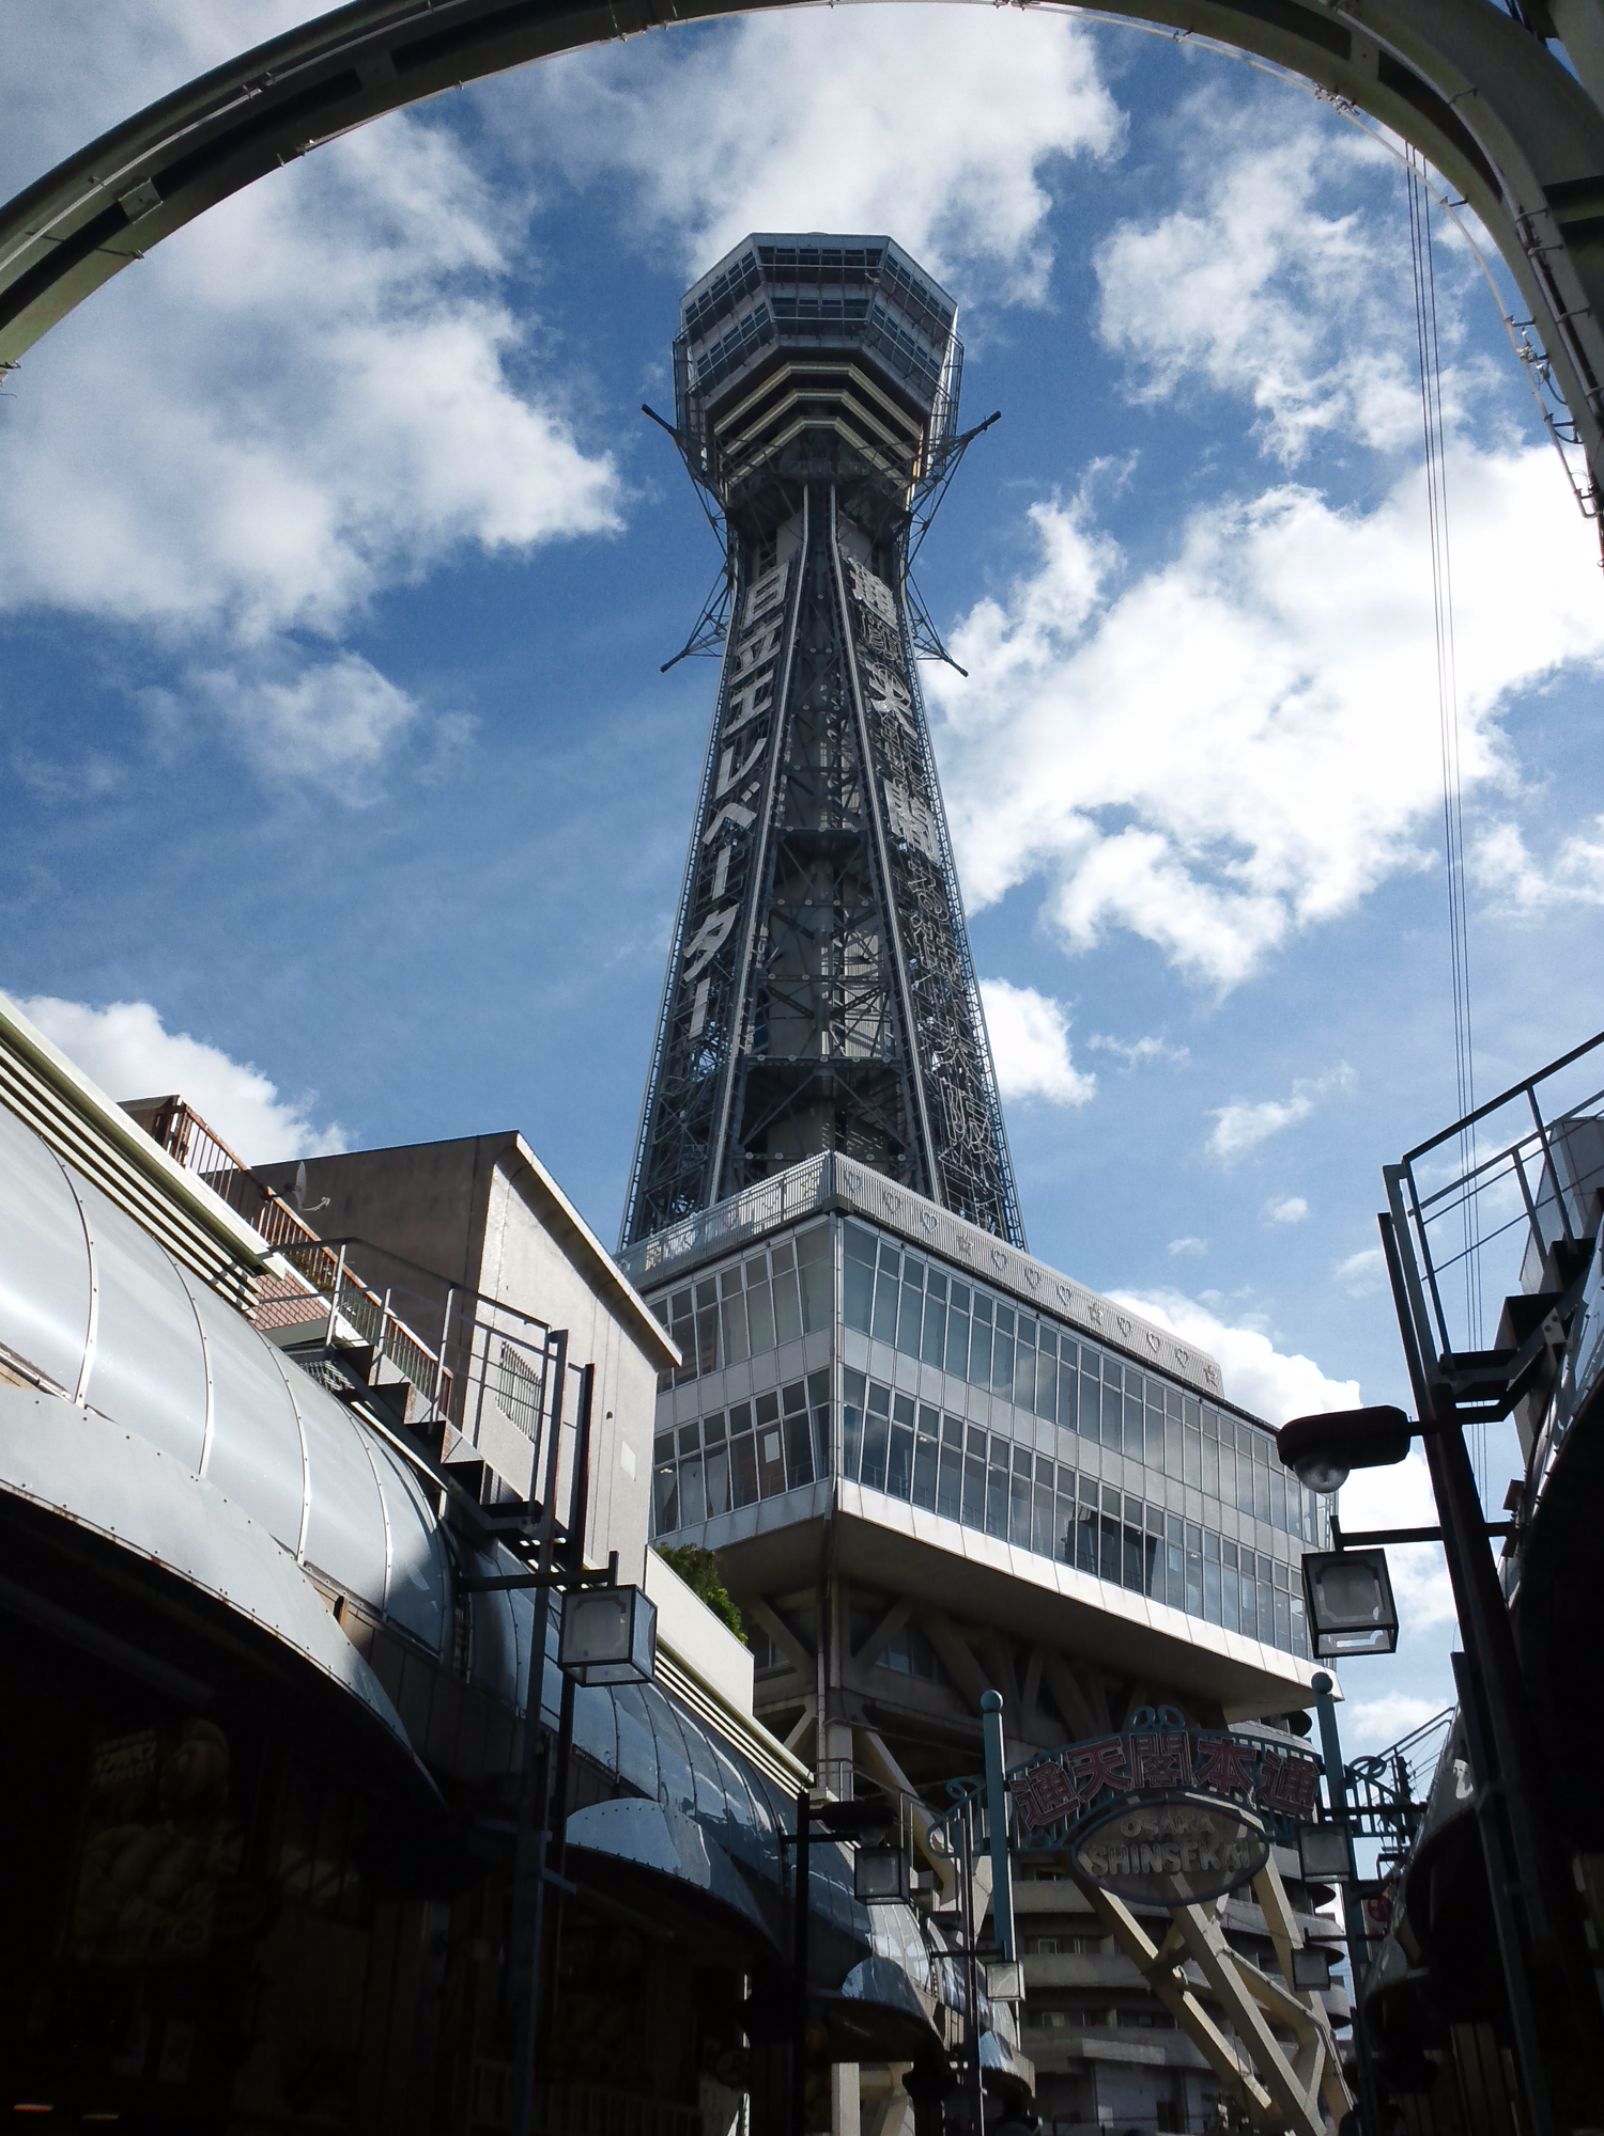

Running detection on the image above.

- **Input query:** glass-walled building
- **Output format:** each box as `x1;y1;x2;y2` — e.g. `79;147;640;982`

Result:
629;1155;1325;1682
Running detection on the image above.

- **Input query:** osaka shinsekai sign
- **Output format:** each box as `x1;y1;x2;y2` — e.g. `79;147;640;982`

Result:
935;1705;1322;1911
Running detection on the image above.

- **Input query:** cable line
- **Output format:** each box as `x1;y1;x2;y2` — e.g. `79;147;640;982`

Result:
1406;144;1486;1493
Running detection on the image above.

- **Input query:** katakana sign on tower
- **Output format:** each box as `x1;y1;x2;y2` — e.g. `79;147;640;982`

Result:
622;237;1023;1250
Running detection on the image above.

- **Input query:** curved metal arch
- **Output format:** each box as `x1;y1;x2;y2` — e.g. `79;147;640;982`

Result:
2;0;1604;508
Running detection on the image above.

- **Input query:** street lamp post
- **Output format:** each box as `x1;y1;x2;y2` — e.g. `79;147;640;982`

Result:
1307;1673;1382;2136
780;1789;905;2136
1272;1223;1604;2132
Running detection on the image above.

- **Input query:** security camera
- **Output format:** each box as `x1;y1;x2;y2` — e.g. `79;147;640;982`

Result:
1276;1405;1413;1495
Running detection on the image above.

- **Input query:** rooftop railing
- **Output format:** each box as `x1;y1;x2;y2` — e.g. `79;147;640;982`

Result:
125;1095;453;1418
1385;1028;1604;1367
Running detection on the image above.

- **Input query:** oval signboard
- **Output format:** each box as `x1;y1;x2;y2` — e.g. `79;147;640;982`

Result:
1069;1791;1270;1906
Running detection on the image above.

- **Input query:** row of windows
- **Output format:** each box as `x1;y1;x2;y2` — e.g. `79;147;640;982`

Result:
683;249;765;341
864;305;944;396
841;1371;1309;1655
652;1372;831;1532
655;1223;833;1385
1025;2008;1178;2034
843;1223;1320;1544
692;303;778;398
649;1367;1308;1653
878;252;956;343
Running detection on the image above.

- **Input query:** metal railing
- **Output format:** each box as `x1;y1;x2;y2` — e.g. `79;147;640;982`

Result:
1344;1704;1455;1878
618;1152;832;1282
1385;1029;1604;1368
128;1095;453;1415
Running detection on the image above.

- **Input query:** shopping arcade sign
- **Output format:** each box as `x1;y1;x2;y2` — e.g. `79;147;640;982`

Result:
933;1705;1322;1913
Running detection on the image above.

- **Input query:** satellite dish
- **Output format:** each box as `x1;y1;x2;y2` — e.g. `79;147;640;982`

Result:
291;1160;330;1217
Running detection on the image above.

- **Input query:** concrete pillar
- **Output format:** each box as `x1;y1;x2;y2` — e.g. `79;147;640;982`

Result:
830;2061;861;2136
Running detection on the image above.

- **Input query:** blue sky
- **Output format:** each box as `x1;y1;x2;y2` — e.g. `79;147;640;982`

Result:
6;1;1603;1751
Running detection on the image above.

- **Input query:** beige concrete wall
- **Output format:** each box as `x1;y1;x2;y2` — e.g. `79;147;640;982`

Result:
477;1149;660;1582
258;1133;673;1583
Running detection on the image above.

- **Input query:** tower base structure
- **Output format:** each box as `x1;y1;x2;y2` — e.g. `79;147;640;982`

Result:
624;1157;1350;2134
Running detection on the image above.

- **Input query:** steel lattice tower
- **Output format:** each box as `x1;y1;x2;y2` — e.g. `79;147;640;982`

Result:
623;235;1023;1251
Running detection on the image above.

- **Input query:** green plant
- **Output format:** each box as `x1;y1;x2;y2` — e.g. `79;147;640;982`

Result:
657;1543;746;1644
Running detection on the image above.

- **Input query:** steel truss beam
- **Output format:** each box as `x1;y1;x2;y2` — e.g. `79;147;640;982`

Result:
3;2;1604;524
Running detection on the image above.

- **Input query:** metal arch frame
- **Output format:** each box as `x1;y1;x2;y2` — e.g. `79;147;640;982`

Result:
3;0;1604;513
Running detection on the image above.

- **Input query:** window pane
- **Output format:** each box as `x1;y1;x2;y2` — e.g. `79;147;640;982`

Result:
730;1432;759;1509
913;1406;940;1510
888;1393;915;1500
1184;1428;1202;1489
921;1295;946;1368
986;1448;1010;1539
1201;1433;1219;1499
721;1291;750;1366
1076;1482;1099;1576
871;1266;899;1343
1124;1395;1144;1458
963;1431;988;1529
862;1386;890;1491
774;1269;803;1345
1032;1344;1056;1423
1185;1526;1204;1616
1033;1465;1056;1558
800;1248;831;1334
969;1313;993;1389
1010;1449;1033;1548
757;1424;786;1498
784;1408;813;1489
747;1280;775;1354
991;1331;1014;1401
945;1300;970;1377
938;1430;963;1522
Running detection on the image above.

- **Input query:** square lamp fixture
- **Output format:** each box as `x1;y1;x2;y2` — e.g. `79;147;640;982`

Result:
853;1841;911;1905
558;1585;657;1687
1302;1547;1399;1658
1296;1821;1354;1883
1291;1945;1337;1992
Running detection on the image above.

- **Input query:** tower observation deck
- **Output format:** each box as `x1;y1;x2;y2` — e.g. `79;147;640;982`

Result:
622;235;1023;1251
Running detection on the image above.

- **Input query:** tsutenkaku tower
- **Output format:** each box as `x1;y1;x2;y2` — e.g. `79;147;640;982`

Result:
623;235;1023;1251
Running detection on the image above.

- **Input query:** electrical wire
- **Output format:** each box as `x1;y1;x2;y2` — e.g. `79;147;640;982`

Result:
1405;143;1486;1493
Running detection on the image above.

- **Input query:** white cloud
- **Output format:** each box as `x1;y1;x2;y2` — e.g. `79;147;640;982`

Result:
1109;1287;1360;1426
1341;1689;1452;1754
1087;1032;1191;1068
15;995;345;1164
1335;1246;1387;1296
979;979;1095;1106
142;653;463;794
1475;814;1604;914
930;451;1604;989
1208;1065;1352;1162
1168;1236;1208;1259
1093;89;1491;464
519;10;1123;301
1265;1195;1310;1225
1339;1452;1457;1635
0;30;620;649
